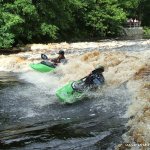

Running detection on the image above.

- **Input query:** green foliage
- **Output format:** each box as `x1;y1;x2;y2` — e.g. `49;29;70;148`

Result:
143;27;150;38
0;32;14;48
0;0;149;48
4;0;39;41
83;0;126;37
0;5;23;48
41;23;58;39
118;0;140;10
138;0;150;26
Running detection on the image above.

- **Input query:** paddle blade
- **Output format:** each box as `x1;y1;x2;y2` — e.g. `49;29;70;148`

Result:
41;54;48;60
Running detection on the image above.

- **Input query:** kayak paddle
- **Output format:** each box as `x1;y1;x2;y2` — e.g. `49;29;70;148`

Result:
41;54;49;60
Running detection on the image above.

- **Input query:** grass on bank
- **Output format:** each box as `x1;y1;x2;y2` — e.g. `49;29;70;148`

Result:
143;27;150;39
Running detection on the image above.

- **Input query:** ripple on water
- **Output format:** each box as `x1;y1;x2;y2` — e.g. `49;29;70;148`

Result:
0;72;130;149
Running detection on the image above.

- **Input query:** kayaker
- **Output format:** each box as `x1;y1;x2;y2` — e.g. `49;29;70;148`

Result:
40;50;66;68
84;65;105;87
72;65;105;92
51;50;66;66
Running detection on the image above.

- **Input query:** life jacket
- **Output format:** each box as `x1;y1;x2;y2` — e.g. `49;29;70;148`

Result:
84;73;105;86
72;73;104;92
51;55;66;64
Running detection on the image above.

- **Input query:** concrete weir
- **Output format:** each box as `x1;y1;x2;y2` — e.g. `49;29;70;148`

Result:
123;27;143;39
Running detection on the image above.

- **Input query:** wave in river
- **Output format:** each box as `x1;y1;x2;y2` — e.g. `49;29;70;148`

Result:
0;40;150;149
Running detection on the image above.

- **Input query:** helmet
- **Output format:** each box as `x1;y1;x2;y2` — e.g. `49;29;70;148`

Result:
92;65;104;74
58;50;64;55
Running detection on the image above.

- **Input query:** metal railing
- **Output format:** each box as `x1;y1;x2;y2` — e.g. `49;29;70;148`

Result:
126;19;141;28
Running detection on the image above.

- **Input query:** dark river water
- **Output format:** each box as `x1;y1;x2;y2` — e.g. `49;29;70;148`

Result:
0;71;130;150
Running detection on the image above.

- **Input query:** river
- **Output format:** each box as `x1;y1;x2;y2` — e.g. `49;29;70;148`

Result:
0;39;150;150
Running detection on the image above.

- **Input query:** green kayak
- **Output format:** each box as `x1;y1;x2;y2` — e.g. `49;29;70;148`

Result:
56;81;85;104
30;63;55;73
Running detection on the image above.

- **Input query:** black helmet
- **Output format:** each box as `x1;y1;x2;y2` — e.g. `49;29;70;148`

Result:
58;50;64;55
92;65;104;74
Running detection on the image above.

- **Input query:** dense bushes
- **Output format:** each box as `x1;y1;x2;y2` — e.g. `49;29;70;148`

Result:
143;27;150;38
0;0;149;48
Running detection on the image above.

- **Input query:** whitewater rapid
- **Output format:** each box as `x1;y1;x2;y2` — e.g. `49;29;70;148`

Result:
0;39;150;149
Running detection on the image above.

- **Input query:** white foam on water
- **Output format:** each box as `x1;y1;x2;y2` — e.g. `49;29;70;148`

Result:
19;71;59;90
0;40;150;144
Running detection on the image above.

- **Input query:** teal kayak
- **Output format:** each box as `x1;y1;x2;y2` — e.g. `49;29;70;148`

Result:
56;81;85;104
30;63;55;73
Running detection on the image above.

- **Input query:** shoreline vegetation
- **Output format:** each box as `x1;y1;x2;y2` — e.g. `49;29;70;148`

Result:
0;0;149;49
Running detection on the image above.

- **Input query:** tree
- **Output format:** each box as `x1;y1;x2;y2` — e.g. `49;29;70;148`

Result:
0;2;24;48
0;0;149;49
138;0;150;26
81;0;126;37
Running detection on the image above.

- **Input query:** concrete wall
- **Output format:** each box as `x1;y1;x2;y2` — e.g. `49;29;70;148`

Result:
123;27;143;39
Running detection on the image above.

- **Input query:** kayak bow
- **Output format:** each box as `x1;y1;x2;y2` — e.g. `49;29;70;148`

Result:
56;82;84;104
30;63;55;72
